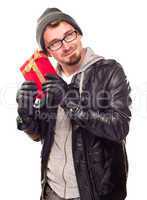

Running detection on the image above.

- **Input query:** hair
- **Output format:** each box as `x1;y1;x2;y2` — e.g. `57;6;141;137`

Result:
48;20;62;27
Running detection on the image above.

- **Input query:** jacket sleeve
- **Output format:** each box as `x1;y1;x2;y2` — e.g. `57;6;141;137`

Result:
65;63;132;142
16;114;41;142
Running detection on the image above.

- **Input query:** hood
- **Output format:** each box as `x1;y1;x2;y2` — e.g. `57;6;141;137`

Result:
77;47;104;95
79;47;104;73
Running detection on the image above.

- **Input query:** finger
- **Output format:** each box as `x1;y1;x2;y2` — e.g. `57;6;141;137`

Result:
42;81;59;90
45;73;59;80
21;81;37;91
42;81;57;87
18;94;35;110
18;90;37;97
22;80;36;86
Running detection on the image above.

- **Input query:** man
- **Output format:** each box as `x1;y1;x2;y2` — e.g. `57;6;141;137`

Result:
16;7;132;200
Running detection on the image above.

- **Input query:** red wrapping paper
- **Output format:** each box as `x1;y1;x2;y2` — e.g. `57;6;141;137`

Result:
20;50;57;91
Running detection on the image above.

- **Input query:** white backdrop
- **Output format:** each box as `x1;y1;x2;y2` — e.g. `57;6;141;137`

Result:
0;0;146;199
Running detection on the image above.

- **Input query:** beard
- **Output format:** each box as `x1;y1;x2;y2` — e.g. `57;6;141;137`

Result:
63;51;82;66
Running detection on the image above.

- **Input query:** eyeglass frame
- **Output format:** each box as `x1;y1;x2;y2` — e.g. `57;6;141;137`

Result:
46;30;79;51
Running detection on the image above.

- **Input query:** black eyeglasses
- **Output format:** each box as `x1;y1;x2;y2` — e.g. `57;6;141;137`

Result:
47;30;78;51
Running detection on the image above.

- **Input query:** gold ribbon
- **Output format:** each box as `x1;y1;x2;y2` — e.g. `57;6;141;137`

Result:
22;50;46;83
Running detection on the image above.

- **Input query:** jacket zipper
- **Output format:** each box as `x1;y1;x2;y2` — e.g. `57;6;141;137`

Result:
122;139;128;177
83;135;95;200
62;131;70;198
40;170;47;200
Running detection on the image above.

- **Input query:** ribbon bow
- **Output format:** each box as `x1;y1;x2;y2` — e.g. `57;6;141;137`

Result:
22;50;46;83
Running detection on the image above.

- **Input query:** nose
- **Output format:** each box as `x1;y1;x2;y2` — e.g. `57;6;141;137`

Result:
62;40;71;50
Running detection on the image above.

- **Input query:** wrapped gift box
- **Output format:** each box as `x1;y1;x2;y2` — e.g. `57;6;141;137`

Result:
20;50;56;91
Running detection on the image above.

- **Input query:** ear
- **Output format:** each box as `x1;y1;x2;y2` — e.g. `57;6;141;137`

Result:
78;34;82;40
45;48;54;57
46;51;52;57
44;49;53;57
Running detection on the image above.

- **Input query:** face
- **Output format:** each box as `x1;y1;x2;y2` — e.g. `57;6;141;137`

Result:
43;21;83;66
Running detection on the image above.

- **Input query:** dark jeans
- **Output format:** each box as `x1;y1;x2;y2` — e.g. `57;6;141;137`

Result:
42;183;80;200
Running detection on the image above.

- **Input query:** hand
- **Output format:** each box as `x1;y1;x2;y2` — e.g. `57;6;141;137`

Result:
16;81;37;119
61;84;89;125
42;73;67;108
61;83;80;109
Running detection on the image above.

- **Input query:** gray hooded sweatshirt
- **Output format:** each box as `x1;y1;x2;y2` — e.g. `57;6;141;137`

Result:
46;47;103;199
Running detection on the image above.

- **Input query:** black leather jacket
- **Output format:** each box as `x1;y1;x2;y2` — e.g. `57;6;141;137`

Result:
34;59;131;200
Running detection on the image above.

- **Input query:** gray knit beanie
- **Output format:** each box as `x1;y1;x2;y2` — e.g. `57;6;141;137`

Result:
36;8;83;52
